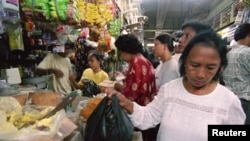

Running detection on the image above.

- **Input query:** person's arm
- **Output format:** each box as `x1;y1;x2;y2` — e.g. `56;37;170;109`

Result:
35;68;53;75
69;73;81;89
35;68;64;78
116;92;134;114
70;69;90;89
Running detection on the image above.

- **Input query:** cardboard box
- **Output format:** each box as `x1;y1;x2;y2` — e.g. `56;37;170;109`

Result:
1;68;21;85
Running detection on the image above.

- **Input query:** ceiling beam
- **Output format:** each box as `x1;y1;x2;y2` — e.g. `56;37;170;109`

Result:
144;29;174;32
156;0;171;29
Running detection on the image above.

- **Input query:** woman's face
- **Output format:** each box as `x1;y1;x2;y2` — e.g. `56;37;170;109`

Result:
119;51;131;62
179;27;197;52
184;44;221;88
88;55;100;69
153;39;166;57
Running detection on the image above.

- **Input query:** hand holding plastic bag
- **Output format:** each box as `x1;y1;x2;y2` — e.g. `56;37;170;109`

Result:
84;95;134;141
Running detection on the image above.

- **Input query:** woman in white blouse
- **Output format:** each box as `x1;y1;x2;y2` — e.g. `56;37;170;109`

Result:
108;30;246;141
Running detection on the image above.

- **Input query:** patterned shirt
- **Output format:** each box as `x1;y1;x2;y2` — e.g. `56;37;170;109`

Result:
223;45;250;100
122;55;158;106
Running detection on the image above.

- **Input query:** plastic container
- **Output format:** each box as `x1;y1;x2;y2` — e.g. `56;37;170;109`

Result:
21;74;53;89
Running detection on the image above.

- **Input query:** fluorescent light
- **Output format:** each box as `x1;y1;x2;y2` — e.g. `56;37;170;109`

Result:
147;43;154;47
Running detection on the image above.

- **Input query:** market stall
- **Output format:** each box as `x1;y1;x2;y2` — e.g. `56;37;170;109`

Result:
0;0;146;140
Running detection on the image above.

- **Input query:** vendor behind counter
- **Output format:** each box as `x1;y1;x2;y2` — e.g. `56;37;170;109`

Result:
35;41;75;96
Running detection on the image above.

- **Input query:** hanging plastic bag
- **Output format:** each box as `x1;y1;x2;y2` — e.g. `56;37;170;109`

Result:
84;95;134;141
4;22;24;51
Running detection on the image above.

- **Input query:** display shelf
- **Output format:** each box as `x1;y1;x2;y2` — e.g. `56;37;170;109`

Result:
1;58;42;65
28;44;55;51
217;23;237;42
213;1;238;31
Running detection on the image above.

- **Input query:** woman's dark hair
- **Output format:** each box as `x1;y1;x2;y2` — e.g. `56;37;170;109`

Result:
234;23;250;41
114;34;144;54
179;30;228;81
181;20;213;34
172;30;182;39
88;50;103;61
143;47;160;68
155;34;174;52
88;50;104;68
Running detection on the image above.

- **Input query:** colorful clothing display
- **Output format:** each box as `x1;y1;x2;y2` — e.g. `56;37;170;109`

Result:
75;36;96;81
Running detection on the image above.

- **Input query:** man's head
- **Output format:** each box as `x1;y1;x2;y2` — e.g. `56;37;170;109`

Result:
234;23;250;46
58;41;75;57
178;20;213;53
172;30;182;53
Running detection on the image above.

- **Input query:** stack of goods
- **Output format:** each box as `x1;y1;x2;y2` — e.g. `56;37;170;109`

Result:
0;96;66;140
79;95;105;122
11;90;61;107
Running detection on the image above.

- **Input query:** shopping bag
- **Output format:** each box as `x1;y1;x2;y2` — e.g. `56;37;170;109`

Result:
81;80;100;97
84;95;134;141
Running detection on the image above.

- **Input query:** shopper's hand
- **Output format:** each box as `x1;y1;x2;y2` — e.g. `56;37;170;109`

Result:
81;78;90;84
114;71;126;81
114;82;123;92
107;91;134;114
69;73;77;81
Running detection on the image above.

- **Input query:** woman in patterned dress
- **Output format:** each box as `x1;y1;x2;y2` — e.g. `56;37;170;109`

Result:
114;34;158;141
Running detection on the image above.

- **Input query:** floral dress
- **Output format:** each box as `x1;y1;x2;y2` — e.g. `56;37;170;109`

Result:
122;55;158;106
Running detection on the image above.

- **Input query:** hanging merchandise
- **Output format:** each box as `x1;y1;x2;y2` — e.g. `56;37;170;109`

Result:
75;28;97;81
49;0;80;24
20;0;80;25
1;0;19;13
234;0;250;25
3;18;24;51
97;28;111;52
0;0;20;27
21;0;51;21
106;48;123;80
55;25;73;44
235;7;249;24
77;0;114;28
108;18;121;37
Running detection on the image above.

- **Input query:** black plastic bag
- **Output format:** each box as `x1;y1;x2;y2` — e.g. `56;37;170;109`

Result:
84;95;134;141
81;80;101;97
